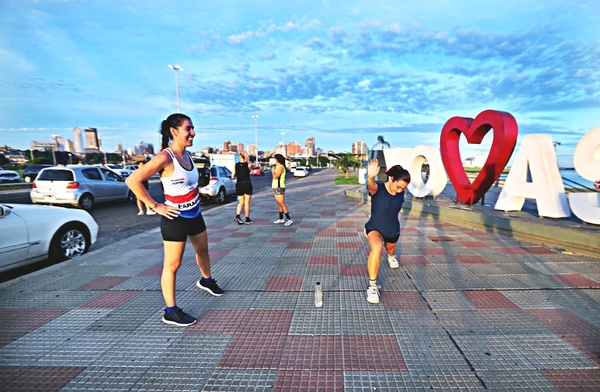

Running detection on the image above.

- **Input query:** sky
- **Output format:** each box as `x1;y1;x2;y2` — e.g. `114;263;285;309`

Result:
0;0;598;167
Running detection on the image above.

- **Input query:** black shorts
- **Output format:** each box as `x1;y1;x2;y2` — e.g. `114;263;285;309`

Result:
365;229;400;244
160;213;207;242
236;181;253;196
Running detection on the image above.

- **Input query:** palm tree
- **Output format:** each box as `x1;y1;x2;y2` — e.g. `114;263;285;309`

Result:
371;135;390;150
336;153;360;179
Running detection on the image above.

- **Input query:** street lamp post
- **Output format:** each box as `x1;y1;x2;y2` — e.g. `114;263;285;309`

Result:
168;64;183;112
252;114;259;162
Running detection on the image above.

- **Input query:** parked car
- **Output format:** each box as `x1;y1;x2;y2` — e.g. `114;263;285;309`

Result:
124;164;139;172
199;165;236;204
94;163;132;178
0;203;98;273
293;166;309;177
0;167;21;183
22;164;54;182
30;165;133;210
250;166;265;176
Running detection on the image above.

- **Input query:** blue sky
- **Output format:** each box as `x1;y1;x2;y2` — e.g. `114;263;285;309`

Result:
0;0;598;167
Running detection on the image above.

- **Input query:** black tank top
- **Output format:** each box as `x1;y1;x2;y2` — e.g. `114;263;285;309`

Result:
235;162;251;183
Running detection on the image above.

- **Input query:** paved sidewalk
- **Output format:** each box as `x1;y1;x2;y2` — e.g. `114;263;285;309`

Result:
0;169;598;391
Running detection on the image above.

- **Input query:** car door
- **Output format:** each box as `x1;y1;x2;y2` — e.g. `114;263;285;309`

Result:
81;167;109;201
99;168;128;200
0;205;30;270
220;167;236;194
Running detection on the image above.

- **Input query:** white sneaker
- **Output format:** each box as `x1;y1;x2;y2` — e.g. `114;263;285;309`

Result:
388;255;399;269
283;219;293;227
146;210;157;215
137;211;145;216
273;219;285;224
366;285;380;304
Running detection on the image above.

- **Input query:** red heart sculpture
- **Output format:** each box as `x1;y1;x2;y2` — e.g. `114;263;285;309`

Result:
440;110;518;206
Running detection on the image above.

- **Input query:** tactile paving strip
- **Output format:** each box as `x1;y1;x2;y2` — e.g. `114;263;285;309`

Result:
202;369;278;391
477;370;558;391
0;365;86;391
61;366;147;391
343;370;485;391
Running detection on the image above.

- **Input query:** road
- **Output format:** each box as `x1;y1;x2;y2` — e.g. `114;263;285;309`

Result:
0;174;275;282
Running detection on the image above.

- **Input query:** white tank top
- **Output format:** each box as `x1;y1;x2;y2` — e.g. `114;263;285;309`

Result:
160;148;201;218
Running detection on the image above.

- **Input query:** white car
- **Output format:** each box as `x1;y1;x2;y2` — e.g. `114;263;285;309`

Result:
0;166;21;183
95;164;132;178
199;165;237;204
0;203;98;273
293;166;309;177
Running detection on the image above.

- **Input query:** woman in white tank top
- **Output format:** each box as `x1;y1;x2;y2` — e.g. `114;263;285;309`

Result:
126;113;224;327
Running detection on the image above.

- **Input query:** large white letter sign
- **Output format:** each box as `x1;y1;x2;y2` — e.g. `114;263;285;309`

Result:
568;127;600;225
495;134;570;218
383;147;447;198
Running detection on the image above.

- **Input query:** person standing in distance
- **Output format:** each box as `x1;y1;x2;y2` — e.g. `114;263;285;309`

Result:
135;161;157;216
126;113;224;327
232;151;253;224
364;159;411;304
271;153;293;226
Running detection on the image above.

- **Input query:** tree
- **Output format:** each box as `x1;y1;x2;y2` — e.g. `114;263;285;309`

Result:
336;153;361;179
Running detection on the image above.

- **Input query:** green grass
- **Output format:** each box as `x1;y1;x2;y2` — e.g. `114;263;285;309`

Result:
334;176;360;185
0;183;33;191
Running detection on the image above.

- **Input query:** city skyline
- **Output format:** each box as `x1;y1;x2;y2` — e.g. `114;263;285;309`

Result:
1;1;598;167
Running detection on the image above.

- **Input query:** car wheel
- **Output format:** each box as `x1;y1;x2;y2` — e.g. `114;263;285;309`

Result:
127;190;136;203
79;194;94;210
215;187;226;204
49;223;90;261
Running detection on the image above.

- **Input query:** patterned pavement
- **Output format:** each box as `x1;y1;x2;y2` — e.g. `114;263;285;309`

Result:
0;169;598;391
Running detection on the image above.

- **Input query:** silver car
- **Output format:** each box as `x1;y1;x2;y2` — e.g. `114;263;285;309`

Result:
30;165;133;210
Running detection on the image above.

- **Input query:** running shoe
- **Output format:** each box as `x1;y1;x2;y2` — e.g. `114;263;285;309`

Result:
388;255;399;269
366;285;380;304
273;219;285;224
245;218;253;224
146;210;157;215
283;219;294;227
162;307;197;326
196;278;225;296
234;217;244;225
137;211;145;216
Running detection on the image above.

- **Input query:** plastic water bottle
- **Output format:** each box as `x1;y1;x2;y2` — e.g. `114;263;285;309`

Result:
314;282;323;307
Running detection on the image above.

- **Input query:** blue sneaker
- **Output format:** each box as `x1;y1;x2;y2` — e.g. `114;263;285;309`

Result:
162;307;196;326
197;278;224;296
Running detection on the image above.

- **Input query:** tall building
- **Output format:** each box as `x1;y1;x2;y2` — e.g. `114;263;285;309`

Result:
84;128;100;153
223;140;231;152
30;141;54;151
305;137;315;156
248;144;257;157
73;127;83;153
286;141;302;156
51;134;65;152
352;140;368;156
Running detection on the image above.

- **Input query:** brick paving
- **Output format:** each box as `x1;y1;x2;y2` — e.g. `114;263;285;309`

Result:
0;169;598;391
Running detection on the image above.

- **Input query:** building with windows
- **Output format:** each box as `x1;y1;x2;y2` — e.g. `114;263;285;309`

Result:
352;140;368;157
73;127;83;153
305;137;315;156
84;128;100;153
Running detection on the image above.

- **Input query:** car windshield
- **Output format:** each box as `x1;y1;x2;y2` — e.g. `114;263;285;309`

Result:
37;169;74;181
